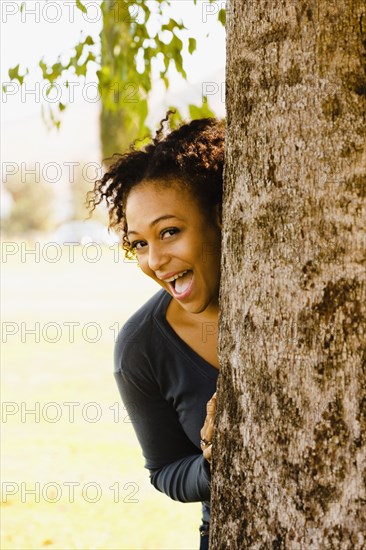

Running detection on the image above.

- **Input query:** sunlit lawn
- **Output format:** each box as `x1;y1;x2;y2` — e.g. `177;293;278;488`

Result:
1;243;201;550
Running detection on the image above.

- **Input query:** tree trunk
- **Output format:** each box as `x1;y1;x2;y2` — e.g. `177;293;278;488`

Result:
99;1;138;160
211;1;366;548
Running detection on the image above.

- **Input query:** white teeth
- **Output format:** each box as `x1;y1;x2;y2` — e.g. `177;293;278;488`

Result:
165;270;188;283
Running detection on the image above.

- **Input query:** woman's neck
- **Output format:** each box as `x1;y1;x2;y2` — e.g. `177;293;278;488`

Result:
169;298;219;327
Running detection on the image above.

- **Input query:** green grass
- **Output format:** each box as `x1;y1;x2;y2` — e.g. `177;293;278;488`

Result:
1;244;202;549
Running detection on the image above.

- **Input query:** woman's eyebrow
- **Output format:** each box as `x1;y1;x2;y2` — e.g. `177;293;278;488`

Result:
127;215;183;237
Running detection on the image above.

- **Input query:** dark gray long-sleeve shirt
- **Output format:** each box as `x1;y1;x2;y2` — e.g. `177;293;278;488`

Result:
114;289;218;523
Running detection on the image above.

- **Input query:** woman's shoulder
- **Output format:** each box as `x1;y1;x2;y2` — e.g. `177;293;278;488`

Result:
120;288;168;337
114;289;168;363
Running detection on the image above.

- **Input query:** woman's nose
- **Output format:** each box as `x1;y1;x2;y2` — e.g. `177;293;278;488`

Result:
148;244;169;272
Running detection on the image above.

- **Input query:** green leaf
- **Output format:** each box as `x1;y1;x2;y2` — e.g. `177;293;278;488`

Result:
59;102;66;111
84;35;94;46
189;97;215;119
45;85;53;97
171;34;183;51
188;37;196;55
39;59;47;78
166;106;184;129
160;72;169;89
218;9;226;26
8;64;19;80
170;35;186;79
85;51;96;64
75;0;87;14
74;62;88;77
74;42;84;59
49;62;63;82
162;18;184;32
20;2;25;13
8;64;28;85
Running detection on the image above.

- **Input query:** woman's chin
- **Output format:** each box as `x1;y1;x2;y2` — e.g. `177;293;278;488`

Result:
180;297;218;316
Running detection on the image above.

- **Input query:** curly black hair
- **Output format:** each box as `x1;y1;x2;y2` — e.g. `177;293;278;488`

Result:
89;113;225;258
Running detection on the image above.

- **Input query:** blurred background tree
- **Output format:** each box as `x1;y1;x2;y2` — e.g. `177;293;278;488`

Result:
2;177;55;236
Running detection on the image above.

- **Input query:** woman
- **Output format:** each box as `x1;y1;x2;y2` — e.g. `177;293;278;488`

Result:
91;116;224;549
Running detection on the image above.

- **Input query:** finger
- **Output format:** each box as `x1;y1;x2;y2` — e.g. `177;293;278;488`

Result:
203;444;212;463
200;412;214;438
200;393;217;446
206;394;217;416
200;417;214;443
201;400;216;439
205;419;214;442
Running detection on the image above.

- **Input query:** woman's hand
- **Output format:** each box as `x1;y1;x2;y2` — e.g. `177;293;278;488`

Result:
200;392;216;465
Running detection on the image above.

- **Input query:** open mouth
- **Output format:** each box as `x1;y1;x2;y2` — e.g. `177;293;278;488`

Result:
167;270;194;296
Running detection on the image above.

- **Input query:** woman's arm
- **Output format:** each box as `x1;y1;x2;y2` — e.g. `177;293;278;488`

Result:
149;453;211;502
114;360;211;503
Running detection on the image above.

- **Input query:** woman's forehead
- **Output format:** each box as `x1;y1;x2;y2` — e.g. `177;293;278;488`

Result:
125;181;201;228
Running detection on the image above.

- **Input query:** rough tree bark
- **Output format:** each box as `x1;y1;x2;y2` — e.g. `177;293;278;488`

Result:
211;1;365;548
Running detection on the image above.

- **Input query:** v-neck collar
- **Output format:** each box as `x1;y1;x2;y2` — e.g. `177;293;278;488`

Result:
153;290;218;379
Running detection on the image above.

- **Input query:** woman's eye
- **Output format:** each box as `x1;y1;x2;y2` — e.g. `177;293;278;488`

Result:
130;228;179;250
161;228;179;239
131;241;145;250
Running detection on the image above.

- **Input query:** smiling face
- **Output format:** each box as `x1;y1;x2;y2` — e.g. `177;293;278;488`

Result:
125;179;222;316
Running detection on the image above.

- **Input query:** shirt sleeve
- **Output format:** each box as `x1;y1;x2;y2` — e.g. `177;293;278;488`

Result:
114;333;211;503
